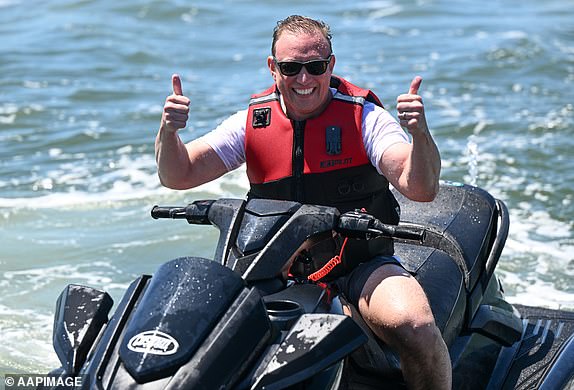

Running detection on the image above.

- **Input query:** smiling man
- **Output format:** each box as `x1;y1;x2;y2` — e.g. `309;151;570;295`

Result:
155;15;449;389
269;28;334;120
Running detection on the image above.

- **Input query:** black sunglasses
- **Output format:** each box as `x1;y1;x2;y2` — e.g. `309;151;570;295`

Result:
273;55;332;77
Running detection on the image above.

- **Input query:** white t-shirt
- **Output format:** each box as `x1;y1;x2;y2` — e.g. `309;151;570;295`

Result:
199;88;410;175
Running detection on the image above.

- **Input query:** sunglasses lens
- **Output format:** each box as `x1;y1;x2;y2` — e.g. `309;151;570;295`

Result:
279;62;303;76
306;60;329;76
275;56;331;76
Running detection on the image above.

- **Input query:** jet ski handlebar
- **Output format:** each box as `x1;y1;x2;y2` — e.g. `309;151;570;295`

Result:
152;201;425;243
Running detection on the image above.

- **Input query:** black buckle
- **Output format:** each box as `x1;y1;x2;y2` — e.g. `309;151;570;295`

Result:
252;107;271;128
326;126;341;155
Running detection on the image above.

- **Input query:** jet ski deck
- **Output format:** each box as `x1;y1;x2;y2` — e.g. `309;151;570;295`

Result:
41;183;574;389
488;304;574;390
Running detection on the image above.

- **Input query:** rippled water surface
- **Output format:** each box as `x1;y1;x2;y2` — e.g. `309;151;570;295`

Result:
1;0;573;373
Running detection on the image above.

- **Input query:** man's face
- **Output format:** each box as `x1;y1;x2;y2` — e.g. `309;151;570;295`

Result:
268;32;335;121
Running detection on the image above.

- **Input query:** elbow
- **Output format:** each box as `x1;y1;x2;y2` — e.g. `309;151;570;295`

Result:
158;174;174;189
424;182;440;201
425;182;440;201
407;182;439;202
158;173;192;190
164;183;192;190
409;193;435;202
415;194;437;202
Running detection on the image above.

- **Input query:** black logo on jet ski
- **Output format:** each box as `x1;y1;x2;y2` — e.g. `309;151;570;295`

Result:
127;330;179;355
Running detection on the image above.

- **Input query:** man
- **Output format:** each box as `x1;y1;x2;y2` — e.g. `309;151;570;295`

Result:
155;15;451;390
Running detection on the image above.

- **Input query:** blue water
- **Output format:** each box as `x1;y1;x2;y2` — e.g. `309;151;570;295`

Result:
1;0;573;374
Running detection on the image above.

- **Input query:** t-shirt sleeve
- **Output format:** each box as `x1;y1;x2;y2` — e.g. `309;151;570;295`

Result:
198;109;248;171
362;102;410;174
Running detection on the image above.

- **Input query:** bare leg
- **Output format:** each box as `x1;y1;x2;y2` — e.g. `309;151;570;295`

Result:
356;264;452;390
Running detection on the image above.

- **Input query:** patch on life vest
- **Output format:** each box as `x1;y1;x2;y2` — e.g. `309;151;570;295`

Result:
326;126;341;155
252;107;271;128
320;157;353;169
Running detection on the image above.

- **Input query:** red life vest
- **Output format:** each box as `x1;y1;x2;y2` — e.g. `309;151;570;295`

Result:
244;77;400;270
246;77;378;184
245;76;398;217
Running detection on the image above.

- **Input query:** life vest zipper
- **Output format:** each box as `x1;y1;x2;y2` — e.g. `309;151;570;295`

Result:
292;120;305;202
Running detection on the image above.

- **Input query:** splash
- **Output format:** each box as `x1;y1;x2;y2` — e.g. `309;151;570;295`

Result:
466;136;479;187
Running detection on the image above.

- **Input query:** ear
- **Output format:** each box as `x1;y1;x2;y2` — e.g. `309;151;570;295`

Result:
267;56;278;81
329;54;336;73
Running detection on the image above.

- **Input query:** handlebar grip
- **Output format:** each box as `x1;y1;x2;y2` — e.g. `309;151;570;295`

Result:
151;206;186;219
185;203;212;225
384;224;426;242
336;211;426;242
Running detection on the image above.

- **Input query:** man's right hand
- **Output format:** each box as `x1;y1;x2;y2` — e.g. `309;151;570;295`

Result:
160;74;190;134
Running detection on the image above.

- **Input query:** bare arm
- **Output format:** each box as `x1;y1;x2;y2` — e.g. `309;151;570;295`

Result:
155;74;228;189
379;76;441;202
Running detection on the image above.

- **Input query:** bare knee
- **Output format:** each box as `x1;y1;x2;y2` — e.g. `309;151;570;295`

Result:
372;307;439;354
356;265;438;349
354;265;452;388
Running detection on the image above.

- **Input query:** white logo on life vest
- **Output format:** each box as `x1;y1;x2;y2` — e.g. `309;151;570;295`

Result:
127;330;179;355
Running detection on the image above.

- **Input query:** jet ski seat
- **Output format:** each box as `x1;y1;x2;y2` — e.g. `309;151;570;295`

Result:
394;183;503;346
345;184;512;383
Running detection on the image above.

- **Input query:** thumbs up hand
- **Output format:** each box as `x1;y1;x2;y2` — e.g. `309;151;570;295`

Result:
396;76;428;136
172;74;183;96
161;74;191;134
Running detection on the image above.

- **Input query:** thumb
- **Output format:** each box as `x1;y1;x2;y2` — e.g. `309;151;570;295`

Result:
172;74;183;96
409;76;422;95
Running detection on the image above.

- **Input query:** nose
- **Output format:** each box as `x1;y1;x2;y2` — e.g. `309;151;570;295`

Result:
296;67;311;84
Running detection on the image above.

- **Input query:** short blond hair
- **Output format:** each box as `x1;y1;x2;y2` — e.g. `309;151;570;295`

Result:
271;15;332;56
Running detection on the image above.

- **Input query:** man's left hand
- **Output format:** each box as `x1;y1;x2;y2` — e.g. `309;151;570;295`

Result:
397;76;428;136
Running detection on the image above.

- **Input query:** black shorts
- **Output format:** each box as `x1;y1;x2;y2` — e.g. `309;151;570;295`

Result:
333;255;404;308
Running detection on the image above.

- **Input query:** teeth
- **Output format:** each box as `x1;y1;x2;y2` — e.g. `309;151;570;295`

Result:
295;88;314;95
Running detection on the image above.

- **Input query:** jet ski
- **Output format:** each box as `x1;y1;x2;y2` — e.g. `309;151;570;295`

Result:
43;183;574;389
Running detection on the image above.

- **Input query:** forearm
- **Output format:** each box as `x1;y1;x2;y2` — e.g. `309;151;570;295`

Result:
394;76;441;201
155;127;194;189
403;130;441;201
